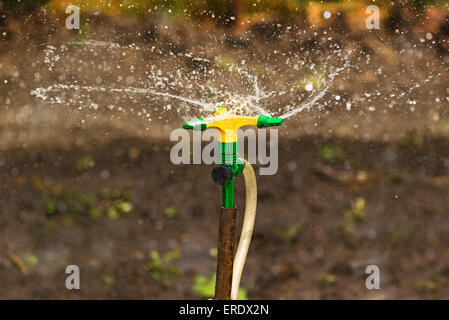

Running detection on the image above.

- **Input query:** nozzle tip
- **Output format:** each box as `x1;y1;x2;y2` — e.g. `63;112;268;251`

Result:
183;117;207;130
257;115;283;128
213;106;227;115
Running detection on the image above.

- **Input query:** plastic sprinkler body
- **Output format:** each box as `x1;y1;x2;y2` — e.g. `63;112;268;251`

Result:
183;107;283;208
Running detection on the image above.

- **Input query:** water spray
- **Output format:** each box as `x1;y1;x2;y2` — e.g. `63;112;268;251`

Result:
183;107;283;300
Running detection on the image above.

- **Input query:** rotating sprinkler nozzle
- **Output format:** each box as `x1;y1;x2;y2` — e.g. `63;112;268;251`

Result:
183;107;283;300
184;107;282;208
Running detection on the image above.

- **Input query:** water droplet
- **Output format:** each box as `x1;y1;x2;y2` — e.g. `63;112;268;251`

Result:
305;83;313;91
125;76;135;85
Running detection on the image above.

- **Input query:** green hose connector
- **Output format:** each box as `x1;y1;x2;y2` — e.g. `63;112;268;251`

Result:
257;115;283;128
222;181;234;209
219;141;243;208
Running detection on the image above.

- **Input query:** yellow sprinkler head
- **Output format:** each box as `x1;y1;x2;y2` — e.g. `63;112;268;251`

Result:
183;107;283;143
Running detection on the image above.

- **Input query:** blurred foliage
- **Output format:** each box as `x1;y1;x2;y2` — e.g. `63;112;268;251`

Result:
164;205;179;219
400;132;426;148
279;287;293;300
143;249;182;287
341;197;366;234
3;0;444;21
9;252;39;275
318;143;344;163
2;0;50;7
43;0;304;19
411;0;448;10
42;187;133;222
316;273;337;287
75;155;95;172
73;21;90;43
386;169;409;185
22;253;39;270
101;273;115;286
278;223;302;242
214;55;238;73
192;273;248;300
418;277;448;293
294;66;328;92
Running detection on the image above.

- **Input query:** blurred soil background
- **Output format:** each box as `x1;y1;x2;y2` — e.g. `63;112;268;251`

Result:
0;0;449;299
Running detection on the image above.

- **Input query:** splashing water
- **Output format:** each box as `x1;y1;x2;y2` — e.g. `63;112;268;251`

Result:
31;32;447;127
34;39;289;119
32;84;213;110
33;40;344;120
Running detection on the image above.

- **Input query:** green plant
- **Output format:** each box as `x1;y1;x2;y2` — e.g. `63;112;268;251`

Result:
341;197;366;234
400;132;426;148
214;55;238;73
410;0;446;10
192;273;248;300
418;277;448;293
278;223;302;242
143;249;182;287
42;191;57;215
41;188;133;223
418;280;436;292
318;144;344;163
75;155;95;172
164;206;179;219
316;273;337;287
22;253;39;270
101;274;115;286
73;21;90;44
279;287;293;300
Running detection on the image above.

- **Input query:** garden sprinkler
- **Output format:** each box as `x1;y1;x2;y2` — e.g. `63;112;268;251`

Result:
183;107;282;300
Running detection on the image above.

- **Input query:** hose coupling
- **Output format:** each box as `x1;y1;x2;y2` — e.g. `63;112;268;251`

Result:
211;165;233;185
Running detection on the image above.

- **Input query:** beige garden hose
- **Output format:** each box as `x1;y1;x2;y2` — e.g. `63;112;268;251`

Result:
231;159;257;300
